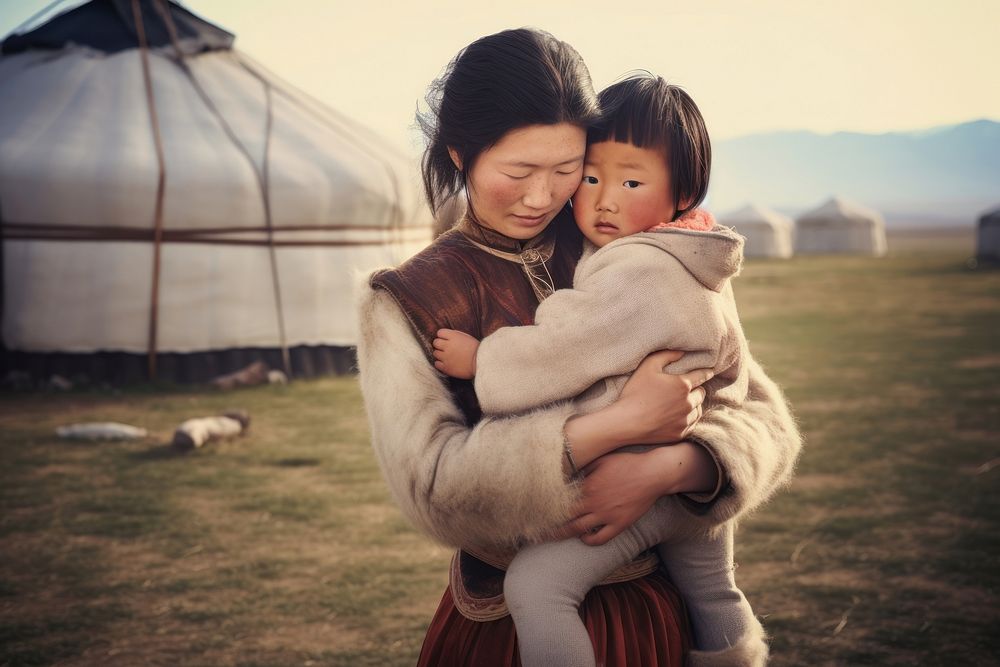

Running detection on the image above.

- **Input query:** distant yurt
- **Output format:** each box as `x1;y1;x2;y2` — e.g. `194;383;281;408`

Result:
976;206;1000;261
794;197;887;256
719;204;794;258
0;0;432;383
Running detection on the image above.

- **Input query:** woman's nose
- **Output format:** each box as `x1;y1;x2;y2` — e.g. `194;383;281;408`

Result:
522;174;554;210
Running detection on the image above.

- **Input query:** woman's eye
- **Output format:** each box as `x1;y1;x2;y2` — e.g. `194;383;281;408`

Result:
583;176;599;185
503;172;530;180
623;180;641;189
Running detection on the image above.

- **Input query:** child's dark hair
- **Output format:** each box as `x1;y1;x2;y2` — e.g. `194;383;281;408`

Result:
419;28;600;214
590;73;711;220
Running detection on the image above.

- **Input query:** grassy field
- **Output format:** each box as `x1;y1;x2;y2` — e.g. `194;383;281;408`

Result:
1;229;997;666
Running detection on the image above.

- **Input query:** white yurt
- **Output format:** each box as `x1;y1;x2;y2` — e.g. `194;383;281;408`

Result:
0;0;432;383
794;197;887;256
718;203;794;258
976;206;1000;261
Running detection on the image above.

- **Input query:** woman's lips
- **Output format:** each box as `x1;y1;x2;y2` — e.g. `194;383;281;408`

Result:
512;212;548;225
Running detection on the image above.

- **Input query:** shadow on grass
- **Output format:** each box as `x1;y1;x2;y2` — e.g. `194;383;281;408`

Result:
272;457;321;467
127;443;192;462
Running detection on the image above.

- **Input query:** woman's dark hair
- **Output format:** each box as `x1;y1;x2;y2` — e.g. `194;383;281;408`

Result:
419;28;600;214
589;73;711;220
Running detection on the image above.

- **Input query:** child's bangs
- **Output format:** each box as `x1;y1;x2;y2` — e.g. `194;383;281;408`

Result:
588;80;670;151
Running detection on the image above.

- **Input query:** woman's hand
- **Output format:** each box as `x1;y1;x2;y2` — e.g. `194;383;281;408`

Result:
564;450;659;545
565;443;718;545
616;349;713;445
562;350;713;468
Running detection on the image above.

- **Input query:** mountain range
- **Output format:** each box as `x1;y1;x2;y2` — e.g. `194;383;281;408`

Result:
708;119;1000;227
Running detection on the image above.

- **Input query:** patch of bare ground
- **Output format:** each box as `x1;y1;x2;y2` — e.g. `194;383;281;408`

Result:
796;379;938;412
253;619;366;653
915;326;966;340
787;473;855;493
956;354;1000;369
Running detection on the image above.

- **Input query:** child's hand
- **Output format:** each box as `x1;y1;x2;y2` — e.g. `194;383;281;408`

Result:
433;329;480;380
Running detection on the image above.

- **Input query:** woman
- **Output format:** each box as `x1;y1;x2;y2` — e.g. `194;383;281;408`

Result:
357;28;800;666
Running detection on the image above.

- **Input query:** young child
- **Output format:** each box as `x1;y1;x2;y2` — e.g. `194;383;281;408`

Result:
433;74;768;666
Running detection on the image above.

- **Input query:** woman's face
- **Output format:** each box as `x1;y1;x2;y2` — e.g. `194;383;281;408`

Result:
460;123;586;240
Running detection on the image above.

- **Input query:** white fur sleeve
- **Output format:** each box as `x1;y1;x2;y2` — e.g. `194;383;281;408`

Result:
687;356;802;523
474;243;723;414
356;284;580;550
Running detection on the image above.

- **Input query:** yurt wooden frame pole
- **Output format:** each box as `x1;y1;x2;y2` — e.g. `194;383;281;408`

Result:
131;0;167;382
235;53;408;234
153;0;292;378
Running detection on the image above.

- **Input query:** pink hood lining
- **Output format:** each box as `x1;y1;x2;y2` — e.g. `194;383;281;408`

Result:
647;208;715;232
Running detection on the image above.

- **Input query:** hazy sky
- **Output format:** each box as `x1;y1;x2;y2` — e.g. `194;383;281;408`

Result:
2;0;998;157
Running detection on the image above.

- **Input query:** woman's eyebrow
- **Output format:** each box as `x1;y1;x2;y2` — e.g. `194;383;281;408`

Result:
503;155;585;167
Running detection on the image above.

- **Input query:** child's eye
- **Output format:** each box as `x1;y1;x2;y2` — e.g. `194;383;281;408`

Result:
623;180;641;189
583;176;599;185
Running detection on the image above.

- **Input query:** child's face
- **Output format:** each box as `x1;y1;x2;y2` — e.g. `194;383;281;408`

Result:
572;141;676;247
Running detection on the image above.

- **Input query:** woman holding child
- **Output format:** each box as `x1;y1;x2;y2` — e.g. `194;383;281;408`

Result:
357;28;800;666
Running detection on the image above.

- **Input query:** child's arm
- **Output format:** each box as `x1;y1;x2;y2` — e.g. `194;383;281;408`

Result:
473;241;724;414
432;329;480;380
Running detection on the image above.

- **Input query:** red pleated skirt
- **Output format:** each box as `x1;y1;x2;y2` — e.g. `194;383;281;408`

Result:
417;570;691;666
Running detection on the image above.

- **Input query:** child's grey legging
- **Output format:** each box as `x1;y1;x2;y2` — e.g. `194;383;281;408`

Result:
503;496;759;667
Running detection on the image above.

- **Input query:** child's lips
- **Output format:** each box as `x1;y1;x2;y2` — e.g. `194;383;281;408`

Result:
595;221;619;233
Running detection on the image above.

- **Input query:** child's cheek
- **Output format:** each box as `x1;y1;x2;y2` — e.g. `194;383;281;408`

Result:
571;187;593;217
627;195;665;230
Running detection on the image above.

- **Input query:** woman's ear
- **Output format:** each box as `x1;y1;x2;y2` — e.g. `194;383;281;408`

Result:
447;147;463;171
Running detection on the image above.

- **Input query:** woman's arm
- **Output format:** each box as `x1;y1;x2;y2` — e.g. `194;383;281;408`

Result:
357;283;710;549
685;355;802;523
565;354;801;545
565;444;718;545
358;285;574;548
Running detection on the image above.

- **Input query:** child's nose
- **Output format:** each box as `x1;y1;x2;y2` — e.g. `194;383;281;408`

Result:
596;188;618;213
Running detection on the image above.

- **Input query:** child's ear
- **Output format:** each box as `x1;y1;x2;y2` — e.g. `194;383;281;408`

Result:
670;195;696;221
447;147;463;171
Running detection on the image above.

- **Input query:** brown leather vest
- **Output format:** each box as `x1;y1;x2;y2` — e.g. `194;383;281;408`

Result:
371;206;584;425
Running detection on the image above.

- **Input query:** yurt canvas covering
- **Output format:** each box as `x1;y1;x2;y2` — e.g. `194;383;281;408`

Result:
794;197;887;256
0;0;432;383
977;206;1000;261
719;204;794;258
